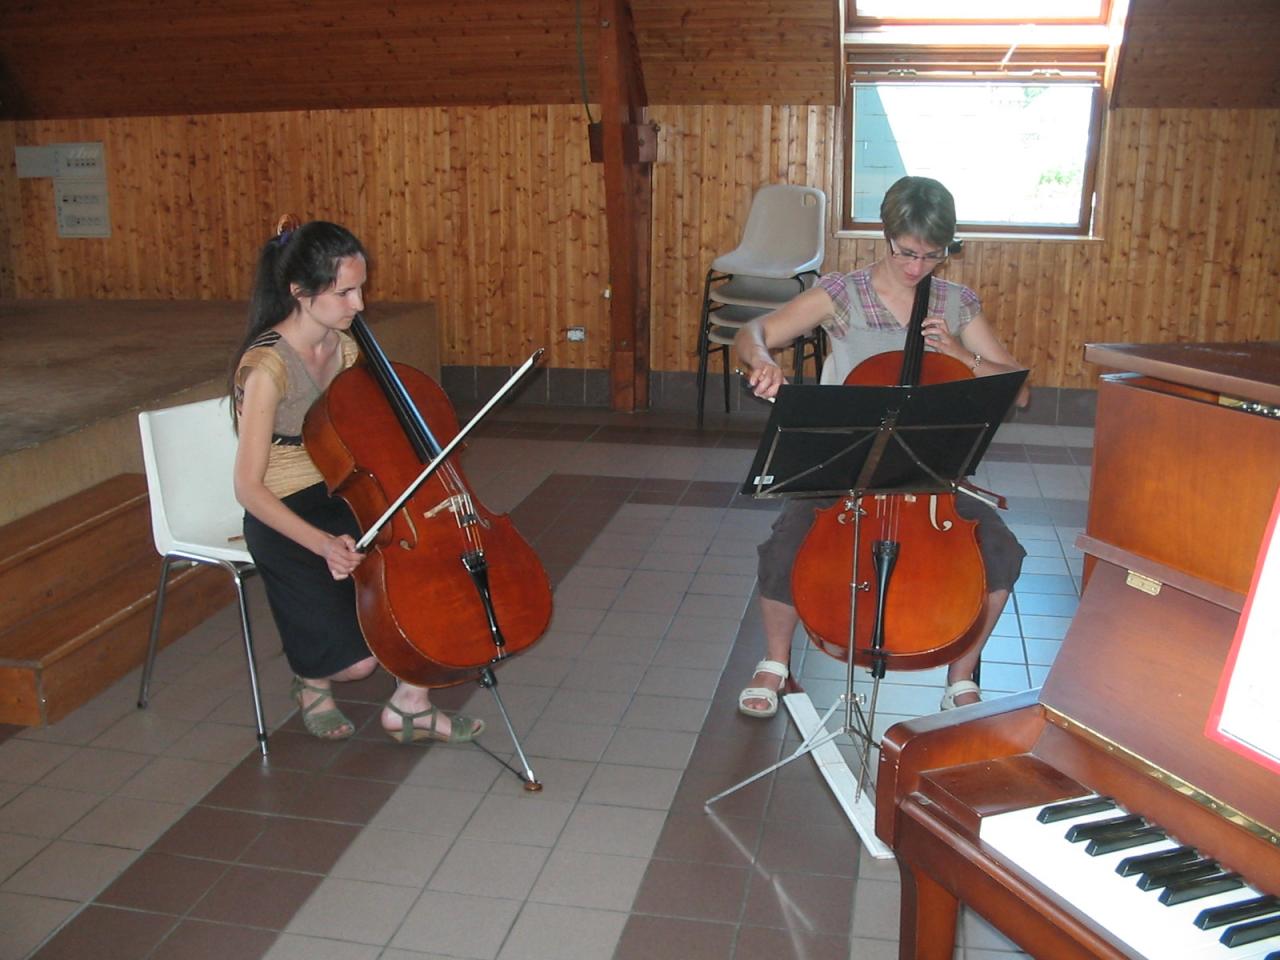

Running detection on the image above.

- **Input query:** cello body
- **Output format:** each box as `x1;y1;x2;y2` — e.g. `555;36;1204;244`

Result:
303;322;552;688
790;282;987;674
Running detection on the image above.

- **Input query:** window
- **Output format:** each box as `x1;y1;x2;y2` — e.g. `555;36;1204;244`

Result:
841;2;1123;237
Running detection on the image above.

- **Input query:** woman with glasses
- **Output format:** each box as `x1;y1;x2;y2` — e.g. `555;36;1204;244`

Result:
733;175;1030;718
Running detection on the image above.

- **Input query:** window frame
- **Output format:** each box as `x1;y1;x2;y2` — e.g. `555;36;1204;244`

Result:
839;5;1119;239
849;1;1113;28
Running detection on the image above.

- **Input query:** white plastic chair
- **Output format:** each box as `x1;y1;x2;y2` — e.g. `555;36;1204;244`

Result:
697;184;828;426
136;395;268;757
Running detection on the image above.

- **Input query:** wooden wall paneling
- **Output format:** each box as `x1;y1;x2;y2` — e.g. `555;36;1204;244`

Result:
0;122;13;297
1243;112;1280;341
3;102;1277;389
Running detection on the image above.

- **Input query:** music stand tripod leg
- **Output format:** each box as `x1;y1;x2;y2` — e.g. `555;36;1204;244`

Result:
703;697;849;808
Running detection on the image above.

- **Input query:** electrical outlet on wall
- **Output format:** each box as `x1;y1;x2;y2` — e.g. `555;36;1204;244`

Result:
567;327;586;342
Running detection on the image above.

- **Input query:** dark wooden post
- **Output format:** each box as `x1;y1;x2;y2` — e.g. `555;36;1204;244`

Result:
596;0;654;411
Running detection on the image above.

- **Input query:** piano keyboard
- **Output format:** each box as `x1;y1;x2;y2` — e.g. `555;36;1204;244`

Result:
980;796;1280;959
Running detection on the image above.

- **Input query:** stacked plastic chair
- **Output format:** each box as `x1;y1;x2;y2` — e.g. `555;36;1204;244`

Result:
696;184;828;427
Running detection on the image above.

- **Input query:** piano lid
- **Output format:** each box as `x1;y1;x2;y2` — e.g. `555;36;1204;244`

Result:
1084;341;1280;407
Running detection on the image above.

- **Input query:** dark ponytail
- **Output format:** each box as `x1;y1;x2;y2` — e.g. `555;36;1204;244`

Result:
227;220;367;413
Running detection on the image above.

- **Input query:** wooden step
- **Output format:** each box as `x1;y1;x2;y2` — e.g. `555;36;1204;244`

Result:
0;475;235;725
0;474;155;634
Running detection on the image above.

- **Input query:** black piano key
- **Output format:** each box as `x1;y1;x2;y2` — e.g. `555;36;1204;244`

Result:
1159;872;1244;906
1065;814;1146;843
1085;826;1166;856
1037;795;1117;824
1196;894;1280;930
1222;914;1280;948
1117;845;1196;877
1137;858;1221;892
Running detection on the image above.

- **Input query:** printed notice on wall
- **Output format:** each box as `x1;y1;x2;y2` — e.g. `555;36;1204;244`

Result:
1207;483;1280;775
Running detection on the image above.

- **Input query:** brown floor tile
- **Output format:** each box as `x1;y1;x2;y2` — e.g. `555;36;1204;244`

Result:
764;776;853;827
325;738;431;781
754;820;861;878
150;806;269;861
251;730;341;773
612;914;735;960
149;919;277;960
631;859;750;923
30;905;176;960
669;770;771;820
680;490;736;508
743;870;854;935
686;732;786;777
732;924;853;960
696;704;791;743
201;763;313;815
239;816;361;873
628;490;683;505
96;851;229;914
635;477;688;493
188;864;323;929
273;773;398;823
652;810;763;866
687;480;740;496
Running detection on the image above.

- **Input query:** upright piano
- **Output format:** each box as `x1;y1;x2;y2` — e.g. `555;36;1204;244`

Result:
876;341;1280;959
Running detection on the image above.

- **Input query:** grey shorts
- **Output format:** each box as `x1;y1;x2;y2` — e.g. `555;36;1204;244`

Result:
756;494;1025;605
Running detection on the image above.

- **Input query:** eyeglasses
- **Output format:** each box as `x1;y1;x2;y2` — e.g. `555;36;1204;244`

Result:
888;239;949;264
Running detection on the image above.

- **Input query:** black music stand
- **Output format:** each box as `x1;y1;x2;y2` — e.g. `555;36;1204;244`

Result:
707;371;1027;858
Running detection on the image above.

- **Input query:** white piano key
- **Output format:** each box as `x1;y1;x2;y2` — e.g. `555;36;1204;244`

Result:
981;800;1280;959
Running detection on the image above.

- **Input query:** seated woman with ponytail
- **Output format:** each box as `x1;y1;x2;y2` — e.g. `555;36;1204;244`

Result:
231;216;484;743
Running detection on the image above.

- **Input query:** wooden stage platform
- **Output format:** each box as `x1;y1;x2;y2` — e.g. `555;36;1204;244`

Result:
0;299;439;526
0;299;439;725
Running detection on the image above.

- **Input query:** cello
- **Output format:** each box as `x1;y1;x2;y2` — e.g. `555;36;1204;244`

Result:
789;275;987;677
302;315;553;691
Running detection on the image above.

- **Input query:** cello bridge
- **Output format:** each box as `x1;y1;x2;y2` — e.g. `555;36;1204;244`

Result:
424;494;468;519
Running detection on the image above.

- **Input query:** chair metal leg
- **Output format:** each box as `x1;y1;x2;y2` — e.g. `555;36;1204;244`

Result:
227;564;269;758
137;555;176;709
138;555;269;759
719;341;732;414
696;270;716;428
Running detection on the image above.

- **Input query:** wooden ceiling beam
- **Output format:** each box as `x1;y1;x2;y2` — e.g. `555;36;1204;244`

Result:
596;0;654;412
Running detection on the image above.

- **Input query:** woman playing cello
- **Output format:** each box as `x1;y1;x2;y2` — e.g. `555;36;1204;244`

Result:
231;218;483;743
733;176;1031;717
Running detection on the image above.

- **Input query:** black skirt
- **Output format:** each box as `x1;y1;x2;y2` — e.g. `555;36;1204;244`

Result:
242;483;371;679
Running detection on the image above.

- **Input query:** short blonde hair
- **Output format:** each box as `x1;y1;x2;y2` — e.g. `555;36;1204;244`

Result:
880;176;956;249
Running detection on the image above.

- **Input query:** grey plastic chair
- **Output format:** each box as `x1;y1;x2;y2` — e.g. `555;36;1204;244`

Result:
697;184;828;426
136;396;269;757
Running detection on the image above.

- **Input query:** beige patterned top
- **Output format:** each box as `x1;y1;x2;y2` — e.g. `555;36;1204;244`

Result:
235;330;360;499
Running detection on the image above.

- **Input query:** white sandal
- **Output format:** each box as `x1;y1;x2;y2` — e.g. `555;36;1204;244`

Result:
939;679;981;711
738;659;789;718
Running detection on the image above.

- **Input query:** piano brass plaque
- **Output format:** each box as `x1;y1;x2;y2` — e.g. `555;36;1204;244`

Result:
1045;706;1280;849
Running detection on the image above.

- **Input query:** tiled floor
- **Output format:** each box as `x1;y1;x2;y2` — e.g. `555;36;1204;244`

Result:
0;404;1093;960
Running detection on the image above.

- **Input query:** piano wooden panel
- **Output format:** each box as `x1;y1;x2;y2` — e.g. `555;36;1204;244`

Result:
1086;373;1280;596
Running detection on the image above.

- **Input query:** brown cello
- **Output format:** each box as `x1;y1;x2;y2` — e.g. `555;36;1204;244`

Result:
790;276;986;677
302;315;553;690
